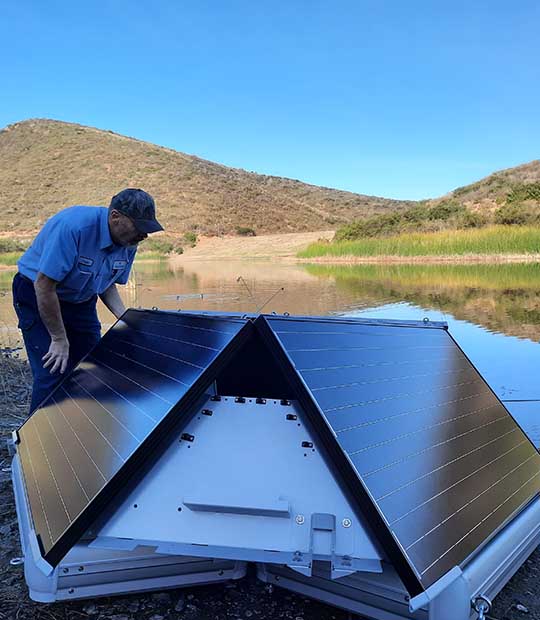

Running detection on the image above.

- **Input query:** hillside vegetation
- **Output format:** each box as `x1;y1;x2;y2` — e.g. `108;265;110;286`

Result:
297;160;540;259
334;171;540;241
0;119;413;236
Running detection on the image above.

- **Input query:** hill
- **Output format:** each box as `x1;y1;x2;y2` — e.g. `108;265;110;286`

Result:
0;119;414;236
448;159;540;209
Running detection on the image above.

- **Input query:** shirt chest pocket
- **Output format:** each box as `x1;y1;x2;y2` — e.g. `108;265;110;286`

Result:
109;259;127;283
64;256;96;290
97;259;127;291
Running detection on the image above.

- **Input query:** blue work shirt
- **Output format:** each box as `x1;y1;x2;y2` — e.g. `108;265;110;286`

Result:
18;206;137;303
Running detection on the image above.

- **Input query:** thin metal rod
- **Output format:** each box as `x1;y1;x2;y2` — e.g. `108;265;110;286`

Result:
256;287;285;313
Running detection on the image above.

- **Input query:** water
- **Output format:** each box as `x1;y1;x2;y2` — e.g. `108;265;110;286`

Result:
1;259;539;442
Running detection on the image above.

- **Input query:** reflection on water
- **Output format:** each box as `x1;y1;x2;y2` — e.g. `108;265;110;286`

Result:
305;263;540;341
1;259;539;443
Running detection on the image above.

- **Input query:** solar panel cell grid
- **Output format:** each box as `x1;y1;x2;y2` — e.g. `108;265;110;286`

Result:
266;316;540;591
18;310;248;565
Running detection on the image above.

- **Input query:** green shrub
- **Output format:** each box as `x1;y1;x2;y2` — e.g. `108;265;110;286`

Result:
428;201;466;221
507;183;540;203
236;226;256;237
402;203;430;223
457;210;488;228
0;238;28;253
183;231;197;247
145;238;174;254
494;203;532;225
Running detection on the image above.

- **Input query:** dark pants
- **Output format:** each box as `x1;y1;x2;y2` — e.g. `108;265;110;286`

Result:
12;273;101;414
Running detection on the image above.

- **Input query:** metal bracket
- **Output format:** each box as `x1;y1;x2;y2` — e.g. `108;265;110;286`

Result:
287;513;336;577
472;595;492;620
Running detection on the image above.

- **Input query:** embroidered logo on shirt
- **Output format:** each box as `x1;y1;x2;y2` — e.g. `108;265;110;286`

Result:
78;256;94;267
113;260;127;270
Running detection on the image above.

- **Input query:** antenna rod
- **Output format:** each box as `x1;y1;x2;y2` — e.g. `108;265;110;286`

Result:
256;287;285;313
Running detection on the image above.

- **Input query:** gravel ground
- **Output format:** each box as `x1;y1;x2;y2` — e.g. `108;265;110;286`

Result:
1;355;540;620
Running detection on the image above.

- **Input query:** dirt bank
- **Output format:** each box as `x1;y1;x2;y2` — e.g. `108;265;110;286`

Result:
170;231;335;262
1;356;539;619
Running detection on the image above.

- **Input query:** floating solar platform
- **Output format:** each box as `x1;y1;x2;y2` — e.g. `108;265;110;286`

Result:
10;310;540;618
11;454;246;602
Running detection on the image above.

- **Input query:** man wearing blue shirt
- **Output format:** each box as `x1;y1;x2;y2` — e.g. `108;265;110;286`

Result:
13;188;164;413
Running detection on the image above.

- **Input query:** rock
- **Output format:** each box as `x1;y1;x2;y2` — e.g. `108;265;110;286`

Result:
246;612;253;618
516;604;529;613
187;593;195;600
127;600;140;612
175;595;186;612
83;603;98;615
151;591;171;603
227;588;242;599
148;615;165;620
110;615;130;620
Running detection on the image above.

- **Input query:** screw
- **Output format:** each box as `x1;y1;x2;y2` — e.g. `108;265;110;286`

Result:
295;514;305;525
342;518;352;528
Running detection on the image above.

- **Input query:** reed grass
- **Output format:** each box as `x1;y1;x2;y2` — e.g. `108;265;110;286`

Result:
298;226;540;258
0;252;22;266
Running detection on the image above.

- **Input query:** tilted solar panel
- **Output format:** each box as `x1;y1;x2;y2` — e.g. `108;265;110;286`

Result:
17;310;250;567
260;315;540;595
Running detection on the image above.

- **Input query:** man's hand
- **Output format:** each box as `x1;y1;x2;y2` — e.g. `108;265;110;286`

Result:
42;337;70;374
34;272;70;374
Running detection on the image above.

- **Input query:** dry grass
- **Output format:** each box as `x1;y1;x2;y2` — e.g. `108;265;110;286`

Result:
0;119;413;236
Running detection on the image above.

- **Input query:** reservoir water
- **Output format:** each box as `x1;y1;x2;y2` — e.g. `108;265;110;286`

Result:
1;259;539;443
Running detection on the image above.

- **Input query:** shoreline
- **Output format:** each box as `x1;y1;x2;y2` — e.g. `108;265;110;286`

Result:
2;252;540;270
2;226;540;267
296;253;540;264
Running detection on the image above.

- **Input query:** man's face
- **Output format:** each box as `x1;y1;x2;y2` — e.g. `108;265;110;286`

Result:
109;210;148;247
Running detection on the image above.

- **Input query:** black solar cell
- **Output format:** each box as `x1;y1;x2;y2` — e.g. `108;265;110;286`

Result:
262;315;540;594
17;310;250;567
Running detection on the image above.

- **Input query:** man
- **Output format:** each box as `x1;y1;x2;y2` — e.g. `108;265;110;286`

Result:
12;188;163;414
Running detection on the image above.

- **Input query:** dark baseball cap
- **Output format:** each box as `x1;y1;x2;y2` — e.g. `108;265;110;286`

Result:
110;188;164;234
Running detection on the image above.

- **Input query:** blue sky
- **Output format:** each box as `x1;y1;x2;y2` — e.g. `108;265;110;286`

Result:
1;1;539;199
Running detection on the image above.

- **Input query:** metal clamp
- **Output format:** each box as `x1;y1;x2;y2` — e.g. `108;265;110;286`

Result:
472;595;491;620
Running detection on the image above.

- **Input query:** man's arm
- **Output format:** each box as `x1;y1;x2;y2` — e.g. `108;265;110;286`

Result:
34;272;70;374
99;284;126;319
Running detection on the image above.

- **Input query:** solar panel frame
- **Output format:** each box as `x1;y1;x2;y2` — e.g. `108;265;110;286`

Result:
255;314;540;596
16;309;254;568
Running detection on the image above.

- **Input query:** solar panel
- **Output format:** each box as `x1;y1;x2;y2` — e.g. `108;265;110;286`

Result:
259;315;540;595
17;310;250;568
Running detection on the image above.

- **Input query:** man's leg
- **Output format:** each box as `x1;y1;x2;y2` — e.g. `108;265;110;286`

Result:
12;273;64;413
